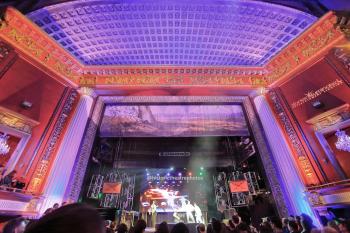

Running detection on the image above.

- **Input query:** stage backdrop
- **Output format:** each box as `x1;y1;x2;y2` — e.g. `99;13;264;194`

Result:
100;105;249;137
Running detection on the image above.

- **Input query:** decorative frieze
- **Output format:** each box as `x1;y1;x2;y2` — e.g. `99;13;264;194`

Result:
0;106;39;134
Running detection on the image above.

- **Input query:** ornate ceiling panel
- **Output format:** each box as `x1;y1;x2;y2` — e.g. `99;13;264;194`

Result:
27;0;317;66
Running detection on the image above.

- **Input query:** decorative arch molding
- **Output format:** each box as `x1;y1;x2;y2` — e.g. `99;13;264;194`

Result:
65;95;290;217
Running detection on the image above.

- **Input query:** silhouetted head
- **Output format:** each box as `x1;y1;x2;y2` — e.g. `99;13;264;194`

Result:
117;223;128;233
3;217;27;233
156;221;169;233
134;219;147;233
301;214;315;231
171;223;189;233
24;203;104;233
270;216;283;230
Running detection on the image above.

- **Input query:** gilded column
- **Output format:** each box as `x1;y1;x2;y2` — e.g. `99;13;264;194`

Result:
39;87;95;213
253;95;319;224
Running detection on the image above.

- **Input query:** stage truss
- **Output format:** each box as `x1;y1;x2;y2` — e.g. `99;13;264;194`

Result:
87;172;136;210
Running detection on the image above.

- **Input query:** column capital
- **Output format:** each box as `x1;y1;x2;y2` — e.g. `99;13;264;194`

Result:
78;87;97;98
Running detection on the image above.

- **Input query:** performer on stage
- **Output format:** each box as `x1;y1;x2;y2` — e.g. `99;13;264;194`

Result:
194;202;204;223
185;200;195;223
150;201;158;228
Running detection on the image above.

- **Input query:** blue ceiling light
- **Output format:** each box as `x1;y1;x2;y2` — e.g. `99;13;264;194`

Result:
27;0;317;66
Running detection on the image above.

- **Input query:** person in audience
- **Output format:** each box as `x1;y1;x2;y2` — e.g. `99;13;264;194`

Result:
106;220;114;233
43;208;53;215
235;222;251;233
156;221;169;233
3;217;27;233
133;219;147;233
227;220;235;233
259;222;272;233
52;203;60;210
282;218;290;233
171;223;189;233
117;223;128;233
2;170;17;187
300;214;316;233
232;216;240;228
327;220;340;233
339;219;350;233
288;221;300;233
270;216;283;233
197;223;206;233
24;203;104;233
259;223;272;233
212;218;222;233
320;227;338;233
295;217;302;232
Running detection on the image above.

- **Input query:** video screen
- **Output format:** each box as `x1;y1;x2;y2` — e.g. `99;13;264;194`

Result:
140;169;207;213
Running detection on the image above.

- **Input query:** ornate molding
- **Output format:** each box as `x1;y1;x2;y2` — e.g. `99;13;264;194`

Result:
0;7;82;83
27;90;78;193
0;106;39;134
306;104;350;131
267;12;345;85
268;90;320;185
65;95;289;217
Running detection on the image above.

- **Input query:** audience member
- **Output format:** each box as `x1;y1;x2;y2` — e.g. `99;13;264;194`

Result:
197;223;206;233
2;171;17;187
339;219;350;233
156;222;169;233
52;203;60;210
3;217;27;233
235;222;251;233
227;220;235;233
133;219;147;233
270;216;283;233
106;220;114;233
321;227;338;233
282;218;290;233
288;221;300;233
23;203;104;233
300;214;316;233
171;223;189;233
117;223;128;233
232;216;240;228
327;220;340;233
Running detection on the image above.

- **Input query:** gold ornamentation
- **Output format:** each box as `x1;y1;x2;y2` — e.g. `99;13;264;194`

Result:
291;79;344;109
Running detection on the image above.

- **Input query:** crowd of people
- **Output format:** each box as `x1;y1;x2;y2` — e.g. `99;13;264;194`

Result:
0;165;25;190
1;203;349;233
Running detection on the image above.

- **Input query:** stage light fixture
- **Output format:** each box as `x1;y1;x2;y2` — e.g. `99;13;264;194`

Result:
189;172;192;176
200;167;204;170
178;172;182;176
170;167;174;170
147;173;150;176
199;172;203;176
167;173;170;176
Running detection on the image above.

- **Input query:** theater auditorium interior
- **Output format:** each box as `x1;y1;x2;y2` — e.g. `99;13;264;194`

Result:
0;0;350;232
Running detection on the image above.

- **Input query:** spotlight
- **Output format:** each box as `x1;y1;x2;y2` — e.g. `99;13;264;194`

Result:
200;167;204;171
147;173;150;176
189;172;192;176
178;172;182;176
167;173;170;176
199;172;203;176
170;167;174;171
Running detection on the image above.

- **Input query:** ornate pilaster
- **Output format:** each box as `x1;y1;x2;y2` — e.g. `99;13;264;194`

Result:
39;88;95;212
253;95;318;222
64;96;104;202
268;90;320;185
27;90;78;193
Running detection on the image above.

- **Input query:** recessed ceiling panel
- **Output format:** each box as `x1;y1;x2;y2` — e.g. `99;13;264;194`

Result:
100;105;249;137
27;0;317;66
